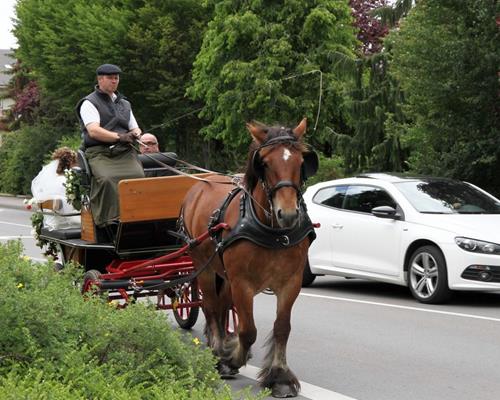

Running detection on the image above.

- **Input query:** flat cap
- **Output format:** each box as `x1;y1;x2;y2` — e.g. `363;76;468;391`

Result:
96;64;122;75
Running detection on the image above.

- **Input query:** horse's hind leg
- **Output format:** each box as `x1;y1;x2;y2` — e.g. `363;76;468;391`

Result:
258;284;301;398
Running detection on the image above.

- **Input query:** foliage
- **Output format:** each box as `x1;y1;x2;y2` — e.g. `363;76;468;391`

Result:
306;154;344;186
13;0;210;158
350;0;388;55
29;210;58;258
122;0;211;162
372;0;416;28
389;0;500;194
63;168;88;211
0;241;264;400
0;123;71;195
188;0;358;168
335;50;407;174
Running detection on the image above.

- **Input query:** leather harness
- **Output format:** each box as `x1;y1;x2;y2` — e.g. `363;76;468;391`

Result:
209;187;316;253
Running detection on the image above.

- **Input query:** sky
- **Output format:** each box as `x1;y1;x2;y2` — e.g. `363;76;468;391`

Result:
0;0;17;50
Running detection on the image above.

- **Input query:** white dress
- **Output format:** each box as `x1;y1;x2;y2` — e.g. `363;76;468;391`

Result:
31;160;81;230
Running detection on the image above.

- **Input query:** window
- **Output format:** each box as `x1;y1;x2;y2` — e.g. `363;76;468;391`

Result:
344;185;396;213
313;185;347;209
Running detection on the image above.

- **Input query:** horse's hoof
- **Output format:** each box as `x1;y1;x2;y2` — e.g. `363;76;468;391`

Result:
217;362;239;379
271;383;298;398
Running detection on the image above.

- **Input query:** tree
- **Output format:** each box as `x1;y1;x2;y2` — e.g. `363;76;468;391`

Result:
389;0;500;193
330;0;407;173
350;0;388;55
188;0;358;168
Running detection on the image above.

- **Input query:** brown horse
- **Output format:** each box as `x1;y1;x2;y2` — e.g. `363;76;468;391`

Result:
180;118;317;398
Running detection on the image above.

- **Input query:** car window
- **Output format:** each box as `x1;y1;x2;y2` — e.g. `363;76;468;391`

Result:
344;185;397;214
313;185;347;208
394;180;500;214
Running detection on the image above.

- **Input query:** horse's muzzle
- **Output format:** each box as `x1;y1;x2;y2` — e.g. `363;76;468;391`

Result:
276;207;299;228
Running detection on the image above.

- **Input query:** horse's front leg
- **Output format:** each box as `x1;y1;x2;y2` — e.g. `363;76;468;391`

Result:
223;282;257;370
258;278;302;398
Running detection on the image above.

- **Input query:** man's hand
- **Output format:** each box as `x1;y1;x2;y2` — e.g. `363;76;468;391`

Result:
118;131;137;144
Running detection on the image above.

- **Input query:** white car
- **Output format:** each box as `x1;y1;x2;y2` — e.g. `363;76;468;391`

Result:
303;173;500;303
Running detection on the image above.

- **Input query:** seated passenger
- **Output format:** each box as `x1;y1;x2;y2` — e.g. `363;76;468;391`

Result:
31;147;80;230
139;133;160;154
76;63;144;228
139;133;174;177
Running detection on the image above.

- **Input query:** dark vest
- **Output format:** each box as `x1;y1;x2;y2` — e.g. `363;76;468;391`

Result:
76;86;132;148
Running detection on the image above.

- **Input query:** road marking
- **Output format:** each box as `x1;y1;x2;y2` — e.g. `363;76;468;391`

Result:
0;235;34;239
300;292;500;323
0;221;32;228
240;364;357;400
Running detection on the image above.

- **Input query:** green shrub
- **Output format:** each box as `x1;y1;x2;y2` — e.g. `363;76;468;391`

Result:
306;154;344;187
0;123;71;195
0;241;264;399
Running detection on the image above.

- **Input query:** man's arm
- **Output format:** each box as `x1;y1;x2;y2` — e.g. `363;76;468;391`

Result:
86;123;121;142
80;100;141;141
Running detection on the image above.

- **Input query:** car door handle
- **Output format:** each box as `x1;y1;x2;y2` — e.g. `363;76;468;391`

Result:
332;223;343;229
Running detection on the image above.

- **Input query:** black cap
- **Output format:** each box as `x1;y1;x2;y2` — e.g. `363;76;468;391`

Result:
96;64;122;75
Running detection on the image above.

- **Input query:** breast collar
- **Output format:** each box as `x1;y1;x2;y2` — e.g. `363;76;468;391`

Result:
210;187;316;253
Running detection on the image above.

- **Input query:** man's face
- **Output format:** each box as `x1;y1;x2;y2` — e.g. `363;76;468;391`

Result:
141;134;159;154
97;74;120;94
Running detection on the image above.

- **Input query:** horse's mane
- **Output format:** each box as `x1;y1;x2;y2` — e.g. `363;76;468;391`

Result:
244;123;307;191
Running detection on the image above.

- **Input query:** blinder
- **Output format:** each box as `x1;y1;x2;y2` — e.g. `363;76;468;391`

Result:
301;151;319;181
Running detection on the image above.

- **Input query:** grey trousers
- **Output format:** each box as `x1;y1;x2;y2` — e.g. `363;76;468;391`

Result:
85;144;144;227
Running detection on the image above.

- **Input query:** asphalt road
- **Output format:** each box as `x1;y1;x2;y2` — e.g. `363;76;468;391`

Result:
2;196;500;400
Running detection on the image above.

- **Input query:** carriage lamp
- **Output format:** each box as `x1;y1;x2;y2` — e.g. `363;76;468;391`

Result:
455;237;500;254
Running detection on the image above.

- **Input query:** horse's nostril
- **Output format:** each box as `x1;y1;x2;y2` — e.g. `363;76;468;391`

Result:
277;209;283;219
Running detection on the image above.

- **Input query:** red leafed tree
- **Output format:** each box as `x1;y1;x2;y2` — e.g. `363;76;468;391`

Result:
12;80;40;122
350;0;389;55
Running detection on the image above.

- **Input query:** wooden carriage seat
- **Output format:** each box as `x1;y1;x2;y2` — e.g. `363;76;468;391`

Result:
118;173;213;222
114;174;213;253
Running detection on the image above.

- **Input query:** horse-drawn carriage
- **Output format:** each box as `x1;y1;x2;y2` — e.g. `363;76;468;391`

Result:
37;150;220;329
37;119;319;398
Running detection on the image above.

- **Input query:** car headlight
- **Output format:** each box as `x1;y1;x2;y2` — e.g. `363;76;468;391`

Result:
455;237;500;254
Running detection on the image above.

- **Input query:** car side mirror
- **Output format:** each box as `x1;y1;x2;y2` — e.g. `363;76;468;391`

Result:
372;205;401;220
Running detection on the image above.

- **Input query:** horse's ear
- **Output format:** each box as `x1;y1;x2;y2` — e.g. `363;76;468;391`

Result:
292;118;307;138
247;122;267;144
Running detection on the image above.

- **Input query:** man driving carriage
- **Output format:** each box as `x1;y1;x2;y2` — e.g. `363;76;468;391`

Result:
76;63;144;230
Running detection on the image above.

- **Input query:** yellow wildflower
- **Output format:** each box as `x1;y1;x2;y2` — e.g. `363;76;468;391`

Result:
193;337;201;346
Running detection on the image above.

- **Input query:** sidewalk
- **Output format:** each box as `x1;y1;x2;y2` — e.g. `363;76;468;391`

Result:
0;194;28;210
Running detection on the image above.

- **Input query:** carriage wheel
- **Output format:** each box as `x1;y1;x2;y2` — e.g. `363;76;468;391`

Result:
81;269;102;295
172;278;200;330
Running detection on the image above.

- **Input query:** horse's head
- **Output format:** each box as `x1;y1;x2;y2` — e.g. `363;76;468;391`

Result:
245;118;318;228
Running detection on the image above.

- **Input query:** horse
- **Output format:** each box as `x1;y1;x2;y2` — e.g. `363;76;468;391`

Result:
180;118;318;398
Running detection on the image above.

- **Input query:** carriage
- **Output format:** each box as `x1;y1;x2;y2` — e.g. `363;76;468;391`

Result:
37;150;218;329
37;119;319;397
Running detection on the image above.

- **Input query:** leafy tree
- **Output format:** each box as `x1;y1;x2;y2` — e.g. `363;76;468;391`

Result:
122;0;211;160
372;0;417;28
330;0;406;173
350;0;388;55
389;0;500;193
188;0;358;168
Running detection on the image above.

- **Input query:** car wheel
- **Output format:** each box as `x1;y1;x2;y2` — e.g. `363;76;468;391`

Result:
407;245;452;304
302;260;316;287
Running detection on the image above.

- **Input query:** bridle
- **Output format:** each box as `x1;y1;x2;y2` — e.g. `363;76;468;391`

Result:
251;133;304;206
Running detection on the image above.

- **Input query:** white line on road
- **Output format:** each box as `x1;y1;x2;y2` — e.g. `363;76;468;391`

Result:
0;235;34;239
0;221;32;228
239;364;358;400
300;292;500;323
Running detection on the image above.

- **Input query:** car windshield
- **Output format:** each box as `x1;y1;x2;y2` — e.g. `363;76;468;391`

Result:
394;180;500;214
